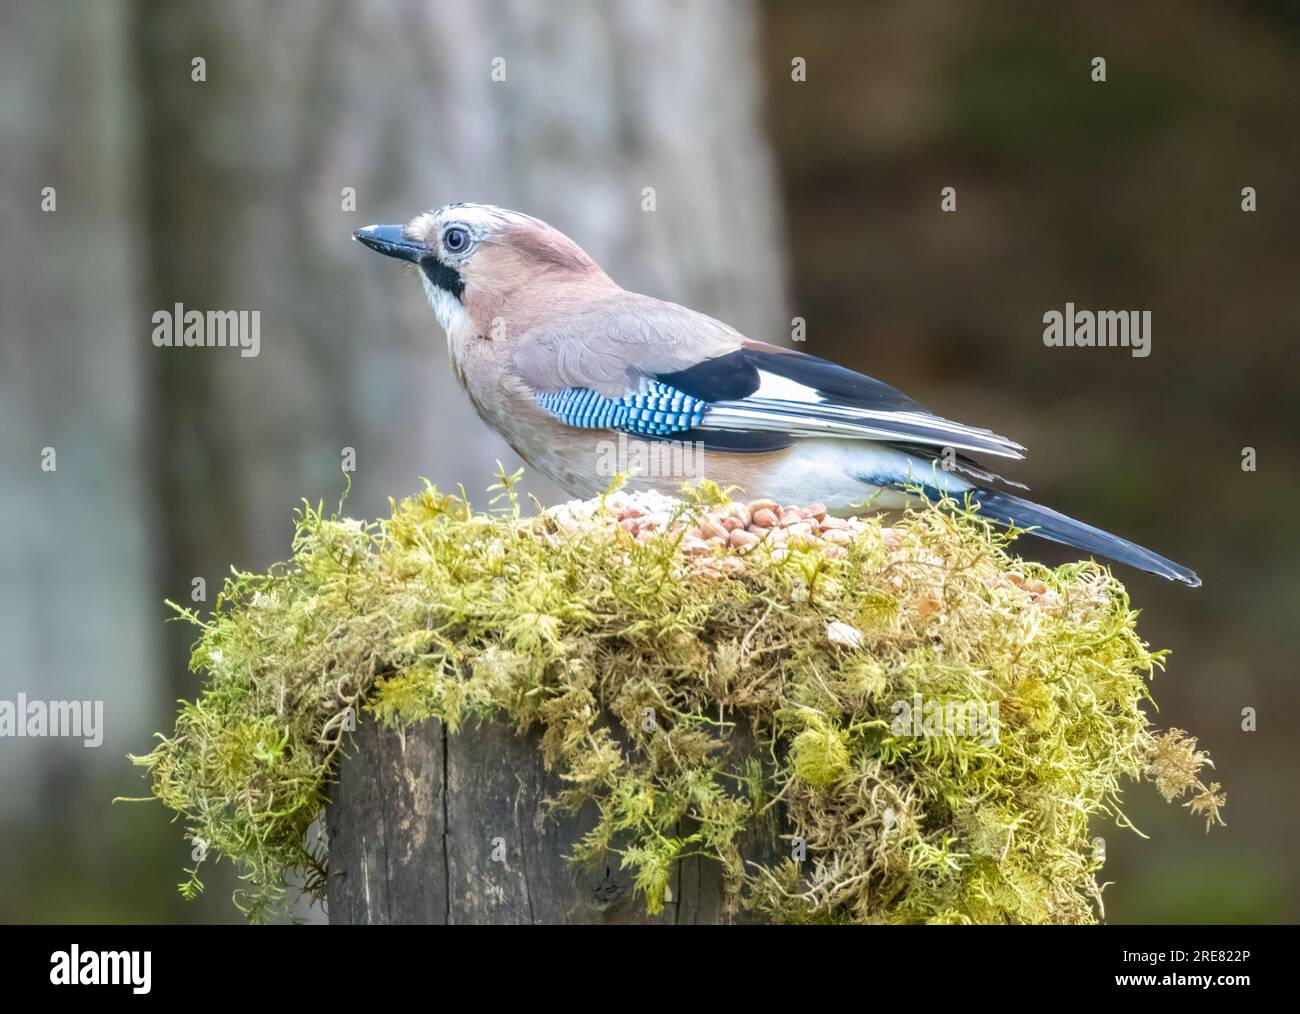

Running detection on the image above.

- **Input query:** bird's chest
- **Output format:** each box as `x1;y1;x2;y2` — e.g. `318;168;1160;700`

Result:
453;353;604;497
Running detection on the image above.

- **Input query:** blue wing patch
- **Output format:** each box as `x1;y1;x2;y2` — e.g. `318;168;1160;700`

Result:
536;381;708;437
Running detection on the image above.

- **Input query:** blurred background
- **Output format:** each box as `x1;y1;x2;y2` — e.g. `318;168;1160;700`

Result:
1;0;1296;923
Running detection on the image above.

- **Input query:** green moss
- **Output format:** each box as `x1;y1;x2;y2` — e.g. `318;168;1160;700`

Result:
127;469;1224;923
790;714;852;788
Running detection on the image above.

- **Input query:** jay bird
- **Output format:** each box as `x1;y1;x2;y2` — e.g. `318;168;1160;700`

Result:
355;203;1199;587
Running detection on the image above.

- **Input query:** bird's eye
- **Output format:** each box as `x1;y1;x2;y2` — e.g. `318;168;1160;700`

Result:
443;227;470;254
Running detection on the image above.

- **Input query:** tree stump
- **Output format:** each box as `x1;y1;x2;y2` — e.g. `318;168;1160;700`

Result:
326;716;785;924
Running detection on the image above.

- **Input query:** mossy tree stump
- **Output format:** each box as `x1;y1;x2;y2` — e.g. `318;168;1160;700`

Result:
326;715;784;924
137;483;1225;923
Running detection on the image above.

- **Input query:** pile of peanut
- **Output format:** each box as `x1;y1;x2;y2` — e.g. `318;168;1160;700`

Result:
542;491;1061;606
613;496;874;561
544;491;891;575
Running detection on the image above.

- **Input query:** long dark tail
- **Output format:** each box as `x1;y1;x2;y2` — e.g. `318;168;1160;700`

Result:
968;489;1201;587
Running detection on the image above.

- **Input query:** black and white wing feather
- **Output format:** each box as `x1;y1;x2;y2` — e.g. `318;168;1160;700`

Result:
657;341;1025;460
514;296;1024;461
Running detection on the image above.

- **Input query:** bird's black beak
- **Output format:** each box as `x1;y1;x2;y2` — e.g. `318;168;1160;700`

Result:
353;224;426;264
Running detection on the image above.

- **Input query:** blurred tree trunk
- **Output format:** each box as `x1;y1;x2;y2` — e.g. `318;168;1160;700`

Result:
131;0;788;702
0;0;158;872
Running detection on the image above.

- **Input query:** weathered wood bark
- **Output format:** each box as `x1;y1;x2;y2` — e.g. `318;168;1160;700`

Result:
327;716;785;924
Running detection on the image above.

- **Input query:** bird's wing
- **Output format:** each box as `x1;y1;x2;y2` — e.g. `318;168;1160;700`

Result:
672;340;1025;459
515;296;1025;460
514;292;744;397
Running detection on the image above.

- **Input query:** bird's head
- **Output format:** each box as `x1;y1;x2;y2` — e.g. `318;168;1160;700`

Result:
354;203;611;341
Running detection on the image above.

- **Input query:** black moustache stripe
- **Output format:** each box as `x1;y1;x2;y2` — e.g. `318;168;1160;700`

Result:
420;257;465;300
